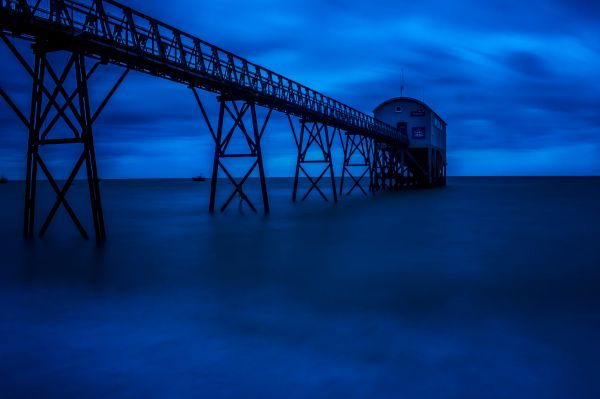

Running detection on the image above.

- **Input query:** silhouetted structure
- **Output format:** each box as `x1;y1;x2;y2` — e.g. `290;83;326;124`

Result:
0;0;445;241
374;97;447;187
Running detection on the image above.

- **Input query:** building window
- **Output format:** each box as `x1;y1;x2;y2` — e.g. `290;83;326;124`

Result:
395;106;403;113
433;118;444;130
412;126;426;139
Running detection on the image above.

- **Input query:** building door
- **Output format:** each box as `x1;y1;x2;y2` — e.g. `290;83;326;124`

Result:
397;122;408;136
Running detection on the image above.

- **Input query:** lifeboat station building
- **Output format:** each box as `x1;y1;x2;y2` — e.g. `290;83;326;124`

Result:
373;97;447;186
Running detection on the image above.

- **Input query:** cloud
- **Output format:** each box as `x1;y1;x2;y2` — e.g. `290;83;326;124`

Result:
504;51;552;79
0;0;599;178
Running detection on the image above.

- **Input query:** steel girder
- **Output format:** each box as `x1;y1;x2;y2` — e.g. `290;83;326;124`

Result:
339;133;373;196
372;142;410;192
0;0;406;144
289;117;338;203
193;89;271;214
0;34;127;240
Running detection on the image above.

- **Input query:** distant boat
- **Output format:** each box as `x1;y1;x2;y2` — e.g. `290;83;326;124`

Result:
0;177;8;184
192;176;207;182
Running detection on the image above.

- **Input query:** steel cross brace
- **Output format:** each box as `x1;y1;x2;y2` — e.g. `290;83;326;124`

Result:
404;150;429;187
192;89;271;213
0;35;128;240
372;141;406;192
288;116;338;203
339;132;373;196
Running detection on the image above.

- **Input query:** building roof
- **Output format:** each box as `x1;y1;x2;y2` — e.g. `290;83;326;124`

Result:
373;97;447;125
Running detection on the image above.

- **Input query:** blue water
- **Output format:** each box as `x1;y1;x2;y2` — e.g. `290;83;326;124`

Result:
0;177;599;398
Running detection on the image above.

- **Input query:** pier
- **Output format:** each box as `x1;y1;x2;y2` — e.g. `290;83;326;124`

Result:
0;0;444;241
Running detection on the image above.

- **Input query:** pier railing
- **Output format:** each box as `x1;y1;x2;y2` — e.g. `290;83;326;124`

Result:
0;0;404;143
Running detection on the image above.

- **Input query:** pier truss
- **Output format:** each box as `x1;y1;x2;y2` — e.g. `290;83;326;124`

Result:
0;0;427;240
192;90;272;214
339;133;373;197
291;119;338;203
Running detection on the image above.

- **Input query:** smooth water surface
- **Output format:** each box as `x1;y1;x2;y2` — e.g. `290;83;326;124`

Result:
0;177;599;398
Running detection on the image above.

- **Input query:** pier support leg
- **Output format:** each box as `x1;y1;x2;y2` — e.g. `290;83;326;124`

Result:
0;35;127;240
193;90;271;213
442;158;447;186
372;141;408;192
372;141;390;192
339;133;372;197
289;117;337;203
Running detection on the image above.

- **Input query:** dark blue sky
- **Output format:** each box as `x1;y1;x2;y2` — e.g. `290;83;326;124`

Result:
1;0;599;177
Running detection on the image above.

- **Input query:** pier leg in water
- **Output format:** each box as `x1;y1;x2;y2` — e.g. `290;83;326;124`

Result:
0;35;127;241
339;133;372;196
192;89;271;214
290;117;338;203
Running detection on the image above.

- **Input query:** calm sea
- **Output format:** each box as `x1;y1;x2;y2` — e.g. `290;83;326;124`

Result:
0;177;599;398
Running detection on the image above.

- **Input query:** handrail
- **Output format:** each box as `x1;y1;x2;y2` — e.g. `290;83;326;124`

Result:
0;0;403;142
